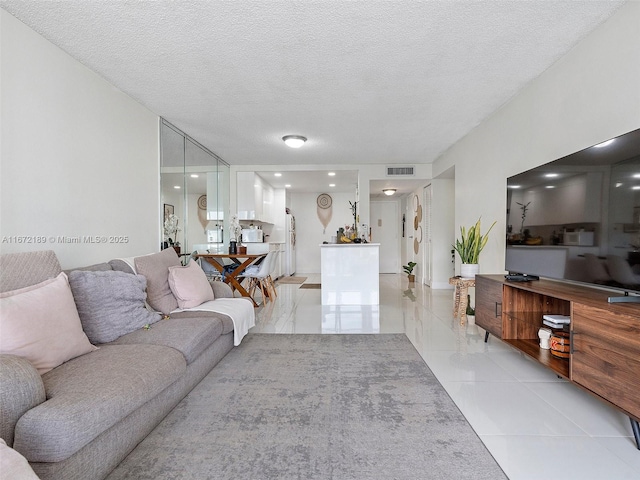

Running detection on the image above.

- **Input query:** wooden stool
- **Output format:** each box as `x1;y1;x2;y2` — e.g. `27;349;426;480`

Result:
449;276;476;324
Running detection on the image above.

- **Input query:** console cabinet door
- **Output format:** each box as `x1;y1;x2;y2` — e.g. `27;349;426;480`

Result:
475;276;503;338
571;303;640;420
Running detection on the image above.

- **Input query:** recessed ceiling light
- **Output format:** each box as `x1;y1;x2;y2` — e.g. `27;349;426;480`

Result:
382;189;396;196
274;173;282;177
593;139;615;148
545;185;555;189
508;185;521;189
329;184;336;187
544;173;559;178
285;184;291;188
615;182;624;188
633;186;640;190
173;185;181;189
282;135;307;148
190;174;199;178
328;172;336;176
633;173;640;178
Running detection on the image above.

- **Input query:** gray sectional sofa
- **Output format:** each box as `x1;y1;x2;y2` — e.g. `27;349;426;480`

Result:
0;249;246;480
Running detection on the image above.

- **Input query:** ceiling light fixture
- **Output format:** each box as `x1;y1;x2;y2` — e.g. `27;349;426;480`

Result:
328;172;336;176
383;189;396;196
274;173;282;177
282;135;307;148
544;173;559;178
329;183;336;187
593;139;615;148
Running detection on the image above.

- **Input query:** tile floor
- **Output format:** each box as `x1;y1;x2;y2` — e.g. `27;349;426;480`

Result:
250;273;640;480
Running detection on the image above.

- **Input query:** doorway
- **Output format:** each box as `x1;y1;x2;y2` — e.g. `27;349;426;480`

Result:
370;201;400;273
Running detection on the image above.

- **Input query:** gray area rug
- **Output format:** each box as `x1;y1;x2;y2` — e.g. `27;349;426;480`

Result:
107;334;506;480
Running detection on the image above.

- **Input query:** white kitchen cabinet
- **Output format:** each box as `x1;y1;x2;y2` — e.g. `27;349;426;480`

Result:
237;172;275;223
269;242;284;279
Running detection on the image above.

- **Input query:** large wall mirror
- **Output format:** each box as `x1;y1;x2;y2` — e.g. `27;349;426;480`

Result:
160;119;230;256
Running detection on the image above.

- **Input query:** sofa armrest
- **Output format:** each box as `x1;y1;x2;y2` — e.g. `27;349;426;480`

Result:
211;281;234;298
0;355;46;447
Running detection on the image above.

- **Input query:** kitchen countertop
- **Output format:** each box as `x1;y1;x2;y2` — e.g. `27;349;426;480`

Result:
320;243;380;246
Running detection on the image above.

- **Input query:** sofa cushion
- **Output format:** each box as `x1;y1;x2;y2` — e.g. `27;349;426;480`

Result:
134;249;181;314
13;344;185;463
0;250;62;293
109;316;223;364
68;270;162;344
0;273;97;375
170;310;235;335
168;260;215;309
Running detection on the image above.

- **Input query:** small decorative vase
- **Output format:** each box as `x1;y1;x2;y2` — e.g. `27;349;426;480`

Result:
408;274;416;283
229;241;237;254
460;263;479;278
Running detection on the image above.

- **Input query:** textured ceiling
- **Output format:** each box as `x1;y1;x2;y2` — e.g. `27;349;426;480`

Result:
1;0;626;171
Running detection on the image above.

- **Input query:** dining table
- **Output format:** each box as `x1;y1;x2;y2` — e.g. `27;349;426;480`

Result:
196;253;267;307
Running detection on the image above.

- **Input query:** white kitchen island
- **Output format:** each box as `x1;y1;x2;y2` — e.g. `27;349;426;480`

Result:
320;243;380;305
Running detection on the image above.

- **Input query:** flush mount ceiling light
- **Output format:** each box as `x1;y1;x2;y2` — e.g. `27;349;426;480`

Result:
383;188;397;196
282;135;307;148
593;139;615;148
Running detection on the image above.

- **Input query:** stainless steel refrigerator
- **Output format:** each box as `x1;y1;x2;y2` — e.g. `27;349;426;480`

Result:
285;214;296;276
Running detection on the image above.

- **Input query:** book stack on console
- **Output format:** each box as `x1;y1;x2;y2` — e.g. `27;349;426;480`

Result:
542;314;571;330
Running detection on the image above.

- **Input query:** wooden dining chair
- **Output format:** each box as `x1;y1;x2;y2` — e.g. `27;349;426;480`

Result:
243;252;276;303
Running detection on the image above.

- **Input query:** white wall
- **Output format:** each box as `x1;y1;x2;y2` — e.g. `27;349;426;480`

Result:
290;191;356;273
433;1;640;276
430;178;455;288
0;11;160;268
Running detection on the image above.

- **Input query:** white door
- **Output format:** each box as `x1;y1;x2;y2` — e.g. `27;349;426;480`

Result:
370;201;400;274
422;185;432;286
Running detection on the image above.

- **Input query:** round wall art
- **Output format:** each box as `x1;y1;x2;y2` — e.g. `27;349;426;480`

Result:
316;193;333;234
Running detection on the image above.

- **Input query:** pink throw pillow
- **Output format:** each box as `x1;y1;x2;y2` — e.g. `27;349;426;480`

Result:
167;261;215;309
0;272;97;374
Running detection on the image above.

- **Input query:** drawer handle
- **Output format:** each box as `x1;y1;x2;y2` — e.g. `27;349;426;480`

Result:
495;302;502;317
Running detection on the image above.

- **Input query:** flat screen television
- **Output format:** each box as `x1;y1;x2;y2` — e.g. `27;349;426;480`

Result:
505;128;640;302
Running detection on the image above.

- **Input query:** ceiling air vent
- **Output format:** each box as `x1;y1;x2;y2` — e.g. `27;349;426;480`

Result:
386;166;415;176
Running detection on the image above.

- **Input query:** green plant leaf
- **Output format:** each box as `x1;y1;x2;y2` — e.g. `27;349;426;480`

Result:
453;218;496;264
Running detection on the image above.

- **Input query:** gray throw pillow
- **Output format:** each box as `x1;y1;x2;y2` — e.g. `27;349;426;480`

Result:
134;248;181;314
68;270;161;344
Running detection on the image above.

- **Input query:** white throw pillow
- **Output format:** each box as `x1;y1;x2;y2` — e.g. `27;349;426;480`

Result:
168;260;215;309
0;438;40;480
0;272;97;374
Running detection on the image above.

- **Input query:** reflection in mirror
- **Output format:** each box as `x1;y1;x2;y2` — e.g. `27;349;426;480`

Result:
160;120;229;257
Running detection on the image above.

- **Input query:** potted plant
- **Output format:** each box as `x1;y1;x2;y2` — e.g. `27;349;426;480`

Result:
403;261;417;282
453;217;496;277
465;294;475;324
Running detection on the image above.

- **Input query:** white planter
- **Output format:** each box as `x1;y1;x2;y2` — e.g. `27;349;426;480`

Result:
460;263;479;278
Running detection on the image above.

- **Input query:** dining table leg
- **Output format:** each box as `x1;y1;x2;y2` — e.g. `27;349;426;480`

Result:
199;255;264;307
